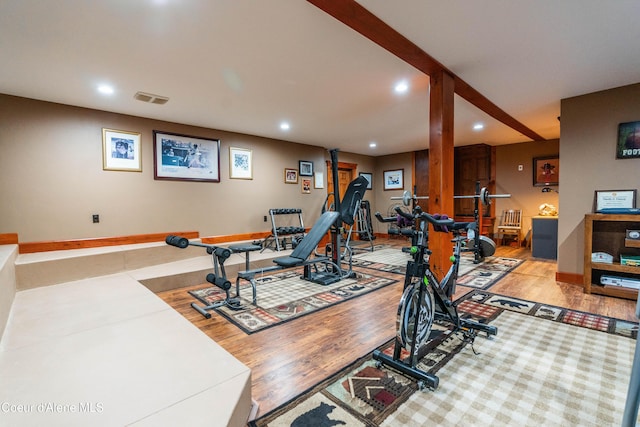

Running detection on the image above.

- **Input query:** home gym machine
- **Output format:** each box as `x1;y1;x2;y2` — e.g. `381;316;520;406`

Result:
165;234;243;318
389;183;510;263
233;149;368;302
372;207;498;390
308;148;369;285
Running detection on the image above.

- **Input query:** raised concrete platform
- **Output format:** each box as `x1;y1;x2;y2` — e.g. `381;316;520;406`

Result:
0;273;252;426
14;241;203;290
0;241;291;426
15;240;292;292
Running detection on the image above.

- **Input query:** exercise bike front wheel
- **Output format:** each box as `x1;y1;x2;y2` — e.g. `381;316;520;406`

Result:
396;281;435;352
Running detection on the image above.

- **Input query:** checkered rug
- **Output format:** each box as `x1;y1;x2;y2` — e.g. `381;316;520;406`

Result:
352;248;523;290
249;291;638;426
189;270;397;334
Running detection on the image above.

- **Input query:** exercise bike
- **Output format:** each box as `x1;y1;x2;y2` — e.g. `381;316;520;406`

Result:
372;206;498;390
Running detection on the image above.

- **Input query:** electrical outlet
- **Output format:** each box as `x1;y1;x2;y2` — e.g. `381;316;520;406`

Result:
92;214;99;223
518;164;523;171
263;215;268;222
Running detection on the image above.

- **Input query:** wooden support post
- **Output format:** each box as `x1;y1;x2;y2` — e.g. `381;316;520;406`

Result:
428;70;455;281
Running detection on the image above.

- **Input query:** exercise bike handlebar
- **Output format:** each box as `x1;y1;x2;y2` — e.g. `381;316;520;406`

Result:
374;212;397;223
420;213;476;233
394;206;415;221
419;213;453;226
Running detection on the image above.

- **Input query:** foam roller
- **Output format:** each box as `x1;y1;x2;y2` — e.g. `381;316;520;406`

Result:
165;235;189;249
206;273;232;291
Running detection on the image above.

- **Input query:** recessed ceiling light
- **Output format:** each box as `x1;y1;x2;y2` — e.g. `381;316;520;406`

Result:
97;84;114;95
473;123;484;130
369;142;377;148
280;122;290;131
394;81;409;94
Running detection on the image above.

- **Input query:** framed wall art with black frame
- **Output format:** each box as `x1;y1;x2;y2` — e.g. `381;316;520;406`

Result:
617;121;640;159
299;160;313;176
153;130;220;182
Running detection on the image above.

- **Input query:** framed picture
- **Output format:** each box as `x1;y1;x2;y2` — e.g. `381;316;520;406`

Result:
314;172;324;189
284;168;298;184
593;189;637;212
301;178;312;194
533;156;559;186
359;172;373;189
153;131;220;182
383;169;404;191
617;121;640;159
102;128;141;172
299;160;313;176
229;147;252;179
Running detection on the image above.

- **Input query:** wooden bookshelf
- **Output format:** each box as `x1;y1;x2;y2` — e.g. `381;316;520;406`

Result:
584;213;640;300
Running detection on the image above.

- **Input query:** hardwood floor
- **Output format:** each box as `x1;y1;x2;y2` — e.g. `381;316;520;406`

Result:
156;239;637;417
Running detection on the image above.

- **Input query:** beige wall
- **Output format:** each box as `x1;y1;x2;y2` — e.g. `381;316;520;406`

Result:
493;139;560;241
0;94;374;241
3;82;640;281
558;83;640;276
369;152;414;235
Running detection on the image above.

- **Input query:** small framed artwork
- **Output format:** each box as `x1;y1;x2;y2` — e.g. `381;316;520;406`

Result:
301;178;312;194
284;168;298;184
617;121;640;159
299;160;313;176
229;147;252;179
153;130;220;182
314;172;324;189
102;128;142;172
533;156;559;187
593;189;637;212
359;172;373;189
383;169;404;191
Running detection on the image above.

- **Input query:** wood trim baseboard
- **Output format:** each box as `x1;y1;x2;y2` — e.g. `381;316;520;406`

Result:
0;233;19;245
556;271;583;286
201;232;272;245
18;231;200;254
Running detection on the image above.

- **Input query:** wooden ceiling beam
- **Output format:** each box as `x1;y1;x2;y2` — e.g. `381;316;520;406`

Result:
307;0;545;142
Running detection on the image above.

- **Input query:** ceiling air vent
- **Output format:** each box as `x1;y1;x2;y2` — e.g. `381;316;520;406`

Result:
134;91;169;105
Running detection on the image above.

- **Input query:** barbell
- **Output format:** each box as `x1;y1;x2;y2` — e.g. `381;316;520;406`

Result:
391;187;511;207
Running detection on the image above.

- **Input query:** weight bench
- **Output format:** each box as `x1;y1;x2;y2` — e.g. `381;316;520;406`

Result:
165;235;245;318
236;210;340;304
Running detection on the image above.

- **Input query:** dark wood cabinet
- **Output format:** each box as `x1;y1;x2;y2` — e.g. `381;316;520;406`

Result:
453;144;495;219
414;144;496;236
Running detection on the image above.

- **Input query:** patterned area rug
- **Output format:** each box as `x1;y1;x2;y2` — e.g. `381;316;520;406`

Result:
189;270;397;334
352;248;523;290
249;291;638;426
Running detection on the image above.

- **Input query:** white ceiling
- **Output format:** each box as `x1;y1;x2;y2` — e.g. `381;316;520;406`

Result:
1;0;639;156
